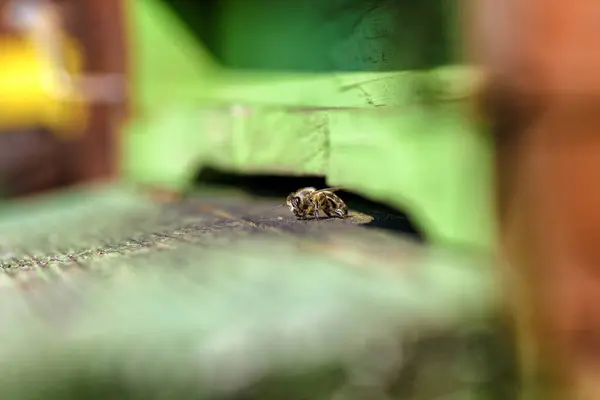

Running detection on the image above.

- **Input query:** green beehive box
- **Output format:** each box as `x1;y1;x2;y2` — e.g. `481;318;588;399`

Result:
123;0;494;250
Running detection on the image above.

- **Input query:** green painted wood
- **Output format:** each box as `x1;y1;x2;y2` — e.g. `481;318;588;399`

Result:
216;0;453;72
123;0;494;250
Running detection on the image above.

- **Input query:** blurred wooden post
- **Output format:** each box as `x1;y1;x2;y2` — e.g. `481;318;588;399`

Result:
468;0;600;397
60;0;128;186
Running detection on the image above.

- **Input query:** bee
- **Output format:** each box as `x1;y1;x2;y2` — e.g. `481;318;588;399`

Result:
285;187;349;219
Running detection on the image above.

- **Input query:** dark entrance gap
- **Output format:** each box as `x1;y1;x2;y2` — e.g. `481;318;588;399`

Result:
193;167;425;241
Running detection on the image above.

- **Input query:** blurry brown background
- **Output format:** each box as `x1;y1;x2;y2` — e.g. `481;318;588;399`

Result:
0;0;128;197
469;0;600;397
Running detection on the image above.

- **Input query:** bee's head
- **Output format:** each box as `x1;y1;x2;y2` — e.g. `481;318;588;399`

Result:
286;193;301;213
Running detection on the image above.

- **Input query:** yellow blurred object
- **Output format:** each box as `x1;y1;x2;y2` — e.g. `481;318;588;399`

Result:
0;35;87;138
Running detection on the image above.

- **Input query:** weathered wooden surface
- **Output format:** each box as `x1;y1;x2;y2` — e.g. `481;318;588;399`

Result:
0;184;515;399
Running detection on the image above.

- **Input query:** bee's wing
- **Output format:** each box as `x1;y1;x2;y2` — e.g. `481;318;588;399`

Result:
313;187;344;194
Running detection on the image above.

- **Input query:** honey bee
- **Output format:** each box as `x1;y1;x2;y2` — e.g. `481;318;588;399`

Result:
285;187;349;219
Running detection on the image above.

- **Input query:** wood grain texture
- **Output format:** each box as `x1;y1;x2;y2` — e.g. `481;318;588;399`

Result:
0;185;514;399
